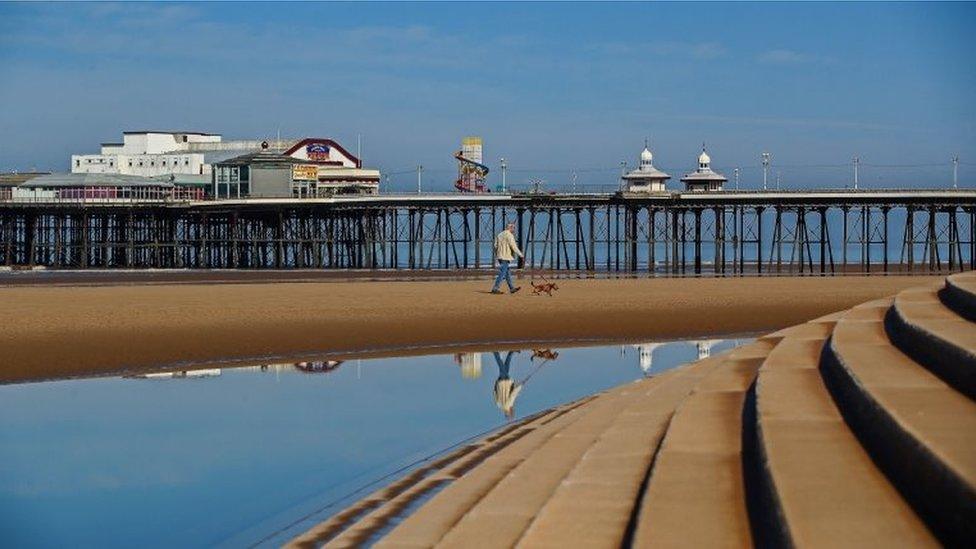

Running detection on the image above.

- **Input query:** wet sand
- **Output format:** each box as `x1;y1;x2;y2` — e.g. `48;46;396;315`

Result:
0;274;942;384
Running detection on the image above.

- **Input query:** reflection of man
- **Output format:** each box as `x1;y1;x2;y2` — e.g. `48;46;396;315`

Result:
492;351;523;419
490;223;523;295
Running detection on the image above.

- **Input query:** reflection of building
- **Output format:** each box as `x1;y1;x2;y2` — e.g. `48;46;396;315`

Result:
130;368;221;379
294;360;344;373
681;146;727;192
622;143;670;193
631;342;664;374
693;339;723;360
212;138;380;199
453;352;483;379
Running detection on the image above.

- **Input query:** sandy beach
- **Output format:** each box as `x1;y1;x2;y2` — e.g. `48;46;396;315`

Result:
0;274;943;384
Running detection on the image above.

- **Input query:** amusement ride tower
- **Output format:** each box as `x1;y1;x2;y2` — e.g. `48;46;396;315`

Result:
454;137;490;192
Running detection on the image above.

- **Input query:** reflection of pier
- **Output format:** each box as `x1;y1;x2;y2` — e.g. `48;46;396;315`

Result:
130;368;221;379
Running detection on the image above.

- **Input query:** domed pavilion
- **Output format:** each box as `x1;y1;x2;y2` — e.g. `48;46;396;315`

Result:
681;145;727;192
622;143;670;193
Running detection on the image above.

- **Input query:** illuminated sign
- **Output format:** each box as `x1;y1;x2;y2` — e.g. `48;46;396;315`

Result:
306;143;331;161
292;165;318;181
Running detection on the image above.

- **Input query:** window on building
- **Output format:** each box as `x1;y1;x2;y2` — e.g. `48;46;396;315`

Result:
162;160;167;166
184;160;189;166
128;161;133;167
86;159;91;163
75;160;80;167
139;161;143;167
151;161;155;166
109;161;114;167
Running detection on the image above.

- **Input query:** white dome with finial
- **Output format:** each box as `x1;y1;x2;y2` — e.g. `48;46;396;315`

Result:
641;147;653;164
698;149;711;166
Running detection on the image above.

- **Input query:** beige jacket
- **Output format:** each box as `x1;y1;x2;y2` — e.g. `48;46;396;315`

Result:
494;229;523;262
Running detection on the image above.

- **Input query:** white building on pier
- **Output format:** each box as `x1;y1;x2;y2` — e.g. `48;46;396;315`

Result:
622;144;670;193
71;130;295;179
681;146;727;192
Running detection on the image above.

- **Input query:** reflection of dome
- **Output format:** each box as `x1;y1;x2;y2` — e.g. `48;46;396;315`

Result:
693;339;723;360
632;342;663;374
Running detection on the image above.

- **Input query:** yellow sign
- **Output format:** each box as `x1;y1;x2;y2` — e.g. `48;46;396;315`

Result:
292;165;318;181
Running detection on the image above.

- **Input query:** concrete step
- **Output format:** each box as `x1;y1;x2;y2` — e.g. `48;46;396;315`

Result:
942;271;976;321
886;284;976;400
751;315;938;547
626;337;780;548
822;298;976;545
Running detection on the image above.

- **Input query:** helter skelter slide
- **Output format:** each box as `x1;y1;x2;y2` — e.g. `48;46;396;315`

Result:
454;136;490;192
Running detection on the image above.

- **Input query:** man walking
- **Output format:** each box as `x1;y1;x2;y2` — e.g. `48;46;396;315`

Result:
491;222;523;294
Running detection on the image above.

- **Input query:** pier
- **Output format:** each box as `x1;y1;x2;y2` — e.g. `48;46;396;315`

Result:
1;189;974;273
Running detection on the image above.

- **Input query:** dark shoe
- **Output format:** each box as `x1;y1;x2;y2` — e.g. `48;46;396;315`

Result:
510;287;522;294
490;289;504;294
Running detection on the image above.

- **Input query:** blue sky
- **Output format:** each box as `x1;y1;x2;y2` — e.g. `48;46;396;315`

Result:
0;1;973;190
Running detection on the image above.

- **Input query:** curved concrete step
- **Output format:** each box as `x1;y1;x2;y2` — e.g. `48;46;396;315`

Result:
751;317;938;547
942;271;976;321
626;338;779;548
886;285;976;400
822;298;976;545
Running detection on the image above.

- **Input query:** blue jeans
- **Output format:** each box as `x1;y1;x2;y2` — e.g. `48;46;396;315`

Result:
492;260;515;292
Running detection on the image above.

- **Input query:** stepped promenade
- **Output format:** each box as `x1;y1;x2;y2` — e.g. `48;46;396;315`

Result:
290;272;976;547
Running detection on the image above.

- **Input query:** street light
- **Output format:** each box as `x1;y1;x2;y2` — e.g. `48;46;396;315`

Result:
762;152;771;191
953;155;959;189
500;157;507;193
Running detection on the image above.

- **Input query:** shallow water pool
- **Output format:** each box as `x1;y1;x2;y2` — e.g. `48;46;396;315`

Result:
0;337;750;547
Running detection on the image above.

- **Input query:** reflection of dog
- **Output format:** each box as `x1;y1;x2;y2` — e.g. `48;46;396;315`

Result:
531;278;559;296
531;349;559;361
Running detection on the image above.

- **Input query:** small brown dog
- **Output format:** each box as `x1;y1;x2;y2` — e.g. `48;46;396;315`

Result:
530;276;559;297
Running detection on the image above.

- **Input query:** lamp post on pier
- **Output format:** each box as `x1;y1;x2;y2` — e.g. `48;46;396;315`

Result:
762;152;771;191
500;158;507;192
953;155;959;189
